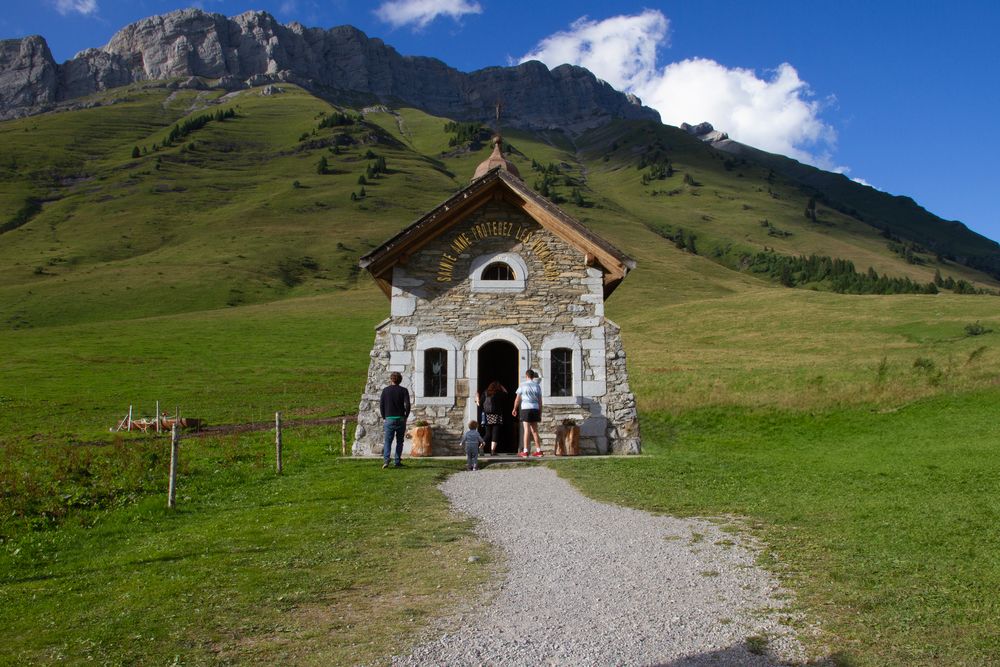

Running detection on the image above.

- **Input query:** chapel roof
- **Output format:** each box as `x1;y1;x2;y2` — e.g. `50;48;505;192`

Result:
359;167;636;300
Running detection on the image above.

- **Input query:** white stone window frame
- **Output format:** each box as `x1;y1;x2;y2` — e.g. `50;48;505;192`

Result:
414;333;460;406
539;332;583;405
470;252;528;293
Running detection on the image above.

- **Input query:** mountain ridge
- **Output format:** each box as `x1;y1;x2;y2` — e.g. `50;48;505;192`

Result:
0;9;658;131
681;121;1000;277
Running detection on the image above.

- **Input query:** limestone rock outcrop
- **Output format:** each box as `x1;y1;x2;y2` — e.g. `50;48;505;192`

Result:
0;9;660;130
680;121;730;144
0;36;59;110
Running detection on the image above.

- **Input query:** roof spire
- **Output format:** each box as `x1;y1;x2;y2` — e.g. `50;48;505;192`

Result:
472;100;521;181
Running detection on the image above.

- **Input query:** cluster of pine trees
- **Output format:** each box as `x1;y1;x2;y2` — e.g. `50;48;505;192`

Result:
640;160;673;185
363;152;388;181
932;269;985;294
444;121;490;148
351;151;388;201
659;224;993;296
744;252;940;294
671;228;698;254
887;240;926;265
163;108;236;147
317;111;355;129
531;160;564;202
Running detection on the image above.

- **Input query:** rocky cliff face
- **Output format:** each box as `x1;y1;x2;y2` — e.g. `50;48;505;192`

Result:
0;9;659;130
0;35;59;110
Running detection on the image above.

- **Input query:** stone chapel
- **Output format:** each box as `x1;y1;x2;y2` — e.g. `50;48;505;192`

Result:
353;138;640;455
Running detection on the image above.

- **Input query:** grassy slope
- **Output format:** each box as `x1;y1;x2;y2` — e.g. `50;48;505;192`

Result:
576;121;998;289
3;86;1000;665
1;84;997;333
0;290;381;442
718;138;1000;276
1;430;487;665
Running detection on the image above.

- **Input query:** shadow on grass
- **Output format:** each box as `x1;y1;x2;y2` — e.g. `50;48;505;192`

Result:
2;545;279;585
654;642;839;666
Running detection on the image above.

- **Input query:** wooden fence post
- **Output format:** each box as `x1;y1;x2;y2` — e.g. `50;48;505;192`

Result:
168;423;179;509
341;418;347;456
275;411;283;474
156;400;161;434
127;404;133;432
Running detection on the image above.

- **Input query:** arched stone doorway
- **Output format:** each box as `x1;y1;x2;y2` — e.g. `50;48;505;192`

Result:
477;340;519;452
466;328;530;454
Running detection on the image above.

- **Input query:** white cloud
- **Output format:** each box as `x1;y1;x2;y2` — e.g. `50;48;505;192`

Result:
520;10;667;92
279;0;298;15
520;10;838;167
375;0;482;30
54;0;98;16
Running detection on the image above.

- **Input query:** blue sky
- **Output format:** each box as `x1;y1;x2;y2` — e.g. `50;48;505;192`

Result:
4;1;999;243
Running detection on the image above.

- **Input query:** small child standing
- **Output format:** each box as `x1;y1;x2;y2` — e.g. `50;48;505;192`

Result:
461;420;485;471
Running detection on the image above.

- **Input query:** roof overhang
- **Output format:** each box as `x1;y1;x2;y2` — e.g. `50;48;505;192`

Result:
359;168;636;299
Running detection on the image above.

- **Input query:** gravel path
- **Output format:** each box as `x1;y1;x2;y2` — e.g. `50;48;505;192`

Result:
392;467;807;666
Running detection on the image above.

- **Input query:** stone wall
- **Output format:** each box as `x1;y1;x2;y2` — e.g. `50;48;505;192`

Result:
354;198;640;456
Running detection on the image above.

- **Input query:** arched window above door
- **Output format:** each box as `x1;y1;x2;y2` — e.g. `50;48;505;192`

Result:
470;252;528;293
481;261;515;280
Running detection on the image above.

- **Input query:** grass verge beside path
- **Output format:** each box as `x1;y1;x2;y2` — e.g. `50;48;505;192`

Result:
556;390;1000;667
0;429;487;665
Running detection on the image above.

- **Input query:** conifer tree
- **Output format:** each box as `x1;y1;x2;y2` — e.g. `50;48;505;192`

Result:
805;196;817;221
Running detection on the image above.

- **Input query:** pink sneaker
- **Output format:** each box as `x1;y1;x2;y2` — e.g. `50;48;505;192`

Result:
532;450;544;457
517;450;528;458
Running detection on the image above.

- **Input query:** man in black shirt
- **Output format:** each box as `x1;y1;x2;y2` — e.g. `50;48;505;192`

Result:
380;371;410;468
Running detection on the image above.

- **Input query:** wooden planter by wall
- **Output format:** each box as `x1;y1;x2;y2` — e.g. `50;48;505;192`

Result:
555;425;581;456
410;425;433;457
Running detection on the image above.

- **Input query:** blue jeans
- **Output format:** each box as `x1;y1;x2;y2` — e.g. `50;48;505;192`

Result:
383;419;406;464
465;442;479;470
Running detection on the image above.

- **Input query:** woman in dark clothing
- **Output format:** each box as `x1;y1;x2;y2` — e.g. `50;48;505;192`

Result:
477;380;508;455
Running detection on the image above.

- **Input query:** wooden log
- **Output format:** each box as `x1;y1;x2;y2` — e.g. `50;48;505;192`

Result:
410;425;432;457
566;425;581;456
168;423;179;509
554;427;566;456
341;418;347;456
275;411;283;474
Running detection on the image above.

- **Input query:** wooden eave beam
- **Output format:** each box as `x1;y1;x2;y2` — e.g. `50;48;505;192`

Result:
373;272;392;298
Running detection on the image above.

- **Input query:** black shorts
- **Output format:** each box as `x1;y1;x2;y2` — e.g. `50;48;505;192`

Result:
519;408;541;423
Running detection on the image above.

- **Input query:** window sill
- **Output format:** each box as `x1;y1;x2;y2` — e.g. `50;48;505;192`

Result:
415;396;455;406
471;281;525;293
545;396;581;406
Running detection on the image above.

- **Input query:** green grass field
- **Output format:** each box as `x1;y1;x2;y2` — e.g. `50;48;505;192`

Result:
558;392;1000;666
0;428;488;665
2;82;1000;665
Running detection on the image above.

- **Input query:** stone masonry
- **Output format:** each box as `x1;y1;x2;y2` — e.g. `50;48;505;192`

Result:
354;198;640;456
